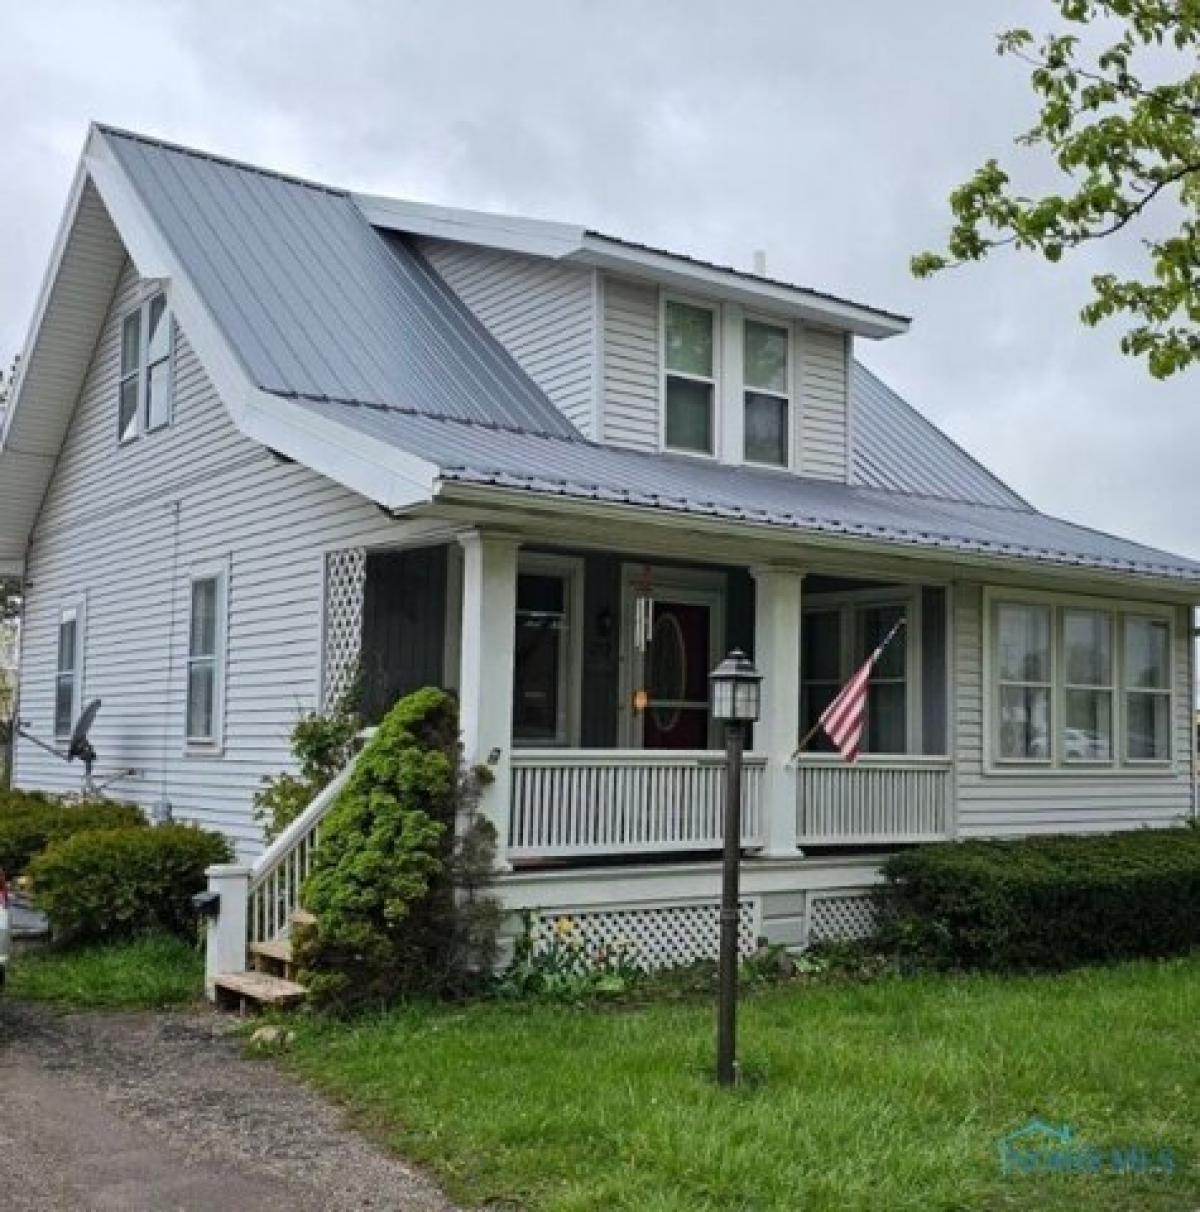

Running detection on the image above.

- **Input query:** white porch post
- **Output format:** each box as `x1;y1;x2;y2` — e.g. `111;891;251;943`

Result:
752;564;804;857
203;863;250;999
458;530;521;872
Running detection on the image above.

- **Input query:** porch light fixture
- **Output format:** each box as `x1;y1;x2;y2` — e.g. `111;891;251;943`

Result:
708;648;761;1087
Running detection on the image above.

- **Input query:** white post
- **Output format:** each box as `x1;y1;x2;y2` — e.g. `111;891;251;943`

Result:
458;530;520;872
203;863;250;999
752;565;804;857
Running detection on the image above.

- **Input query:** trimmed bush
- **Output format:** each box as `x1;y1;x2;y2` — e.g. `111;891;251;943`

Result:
295;686;499;1013
0;790;144;875
29;824;231;943
879;826;1200;971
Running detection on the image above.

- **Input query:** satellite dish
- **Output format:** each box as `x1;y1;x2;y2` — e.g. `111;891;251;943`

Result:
67;698;101;766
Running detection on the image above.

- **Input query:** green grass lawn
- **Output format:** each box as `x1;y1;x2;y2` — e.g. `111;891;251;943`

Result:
8;934;204;1009
283;956;1199;1211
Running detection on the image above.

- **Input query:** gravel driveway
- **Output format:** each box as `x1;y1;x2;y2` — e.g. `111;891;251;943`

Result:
0;999;455;1211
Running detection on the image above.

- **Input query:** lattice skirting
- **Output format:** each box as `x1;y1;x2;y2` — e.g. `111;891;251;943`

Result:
807;892;878;945
321;548;366;710
532;899;761;972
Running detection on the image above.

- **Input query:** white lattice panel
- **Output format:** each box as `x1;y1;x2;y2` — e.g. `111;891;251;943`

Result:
322;548;366;710
808;893;878;944
535;900;759;972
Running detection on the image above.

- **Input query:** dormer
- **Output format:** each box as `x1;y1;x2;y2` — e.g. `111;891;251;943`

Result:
358;195;909;483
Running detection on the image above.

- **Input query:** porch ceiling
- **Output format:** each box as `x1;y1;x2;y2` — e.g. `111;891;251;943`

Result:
292;397;1200;589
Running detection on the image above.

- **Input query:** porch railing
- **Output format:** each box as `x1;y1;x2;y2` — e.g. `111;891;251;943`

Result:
796;753;953;844
510;749;766;860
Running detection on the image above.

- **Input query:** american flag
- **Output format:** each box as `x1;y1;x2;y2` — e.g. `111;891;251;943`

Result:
817;617;906;763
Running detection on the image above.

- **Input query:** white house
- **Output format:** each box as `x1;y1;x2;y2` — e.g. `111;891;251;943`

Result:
2;126;1197;987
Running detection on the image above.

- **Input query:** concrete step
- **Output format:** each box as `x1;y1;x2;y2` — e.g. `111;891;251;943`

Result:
213;970;306;1014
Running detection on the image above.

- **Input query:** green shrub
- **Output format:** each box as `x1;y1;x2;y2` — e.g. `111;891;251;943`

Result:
879;827;1200;971
253;687;360;843
295;687;499;1013
0;790;144;875
29;824;231;943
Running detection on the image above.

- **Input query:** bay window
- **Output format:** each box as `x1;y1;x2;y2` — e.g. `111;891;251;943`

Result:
743;319;790;466
989;595;1173;768
663;299;715;455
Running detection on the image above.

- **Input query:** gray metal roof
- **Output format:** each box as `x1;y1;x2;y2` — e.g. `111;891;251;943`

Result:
851;362;1029;509
292;397;1200;582
103;128;579;439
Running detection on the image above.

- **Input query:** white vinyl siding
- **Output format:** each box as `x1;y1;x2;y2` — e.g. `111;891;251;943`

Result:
797;326;849;481
954;582;1193;836
15;258;450;857
602;275;661;451
418;239;596;436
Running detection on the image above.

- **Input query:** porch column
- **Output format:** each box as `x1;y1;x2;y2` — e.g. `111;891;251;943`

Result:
458;530;521;871
752;564;804;857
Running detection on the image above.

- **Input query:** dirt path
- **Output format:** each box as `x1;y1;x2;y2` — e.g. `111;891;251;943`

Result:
0;999;455;1211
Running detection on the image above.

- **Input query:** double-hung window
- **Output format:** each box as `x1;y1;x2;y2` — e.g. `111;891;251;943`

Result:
512;556;580;745
186;568;227;747
54;604;84;740
118;292;172;444
743;319;790;466
663;299;716;455
994;603;1052;762
1124;616;1171;761
989;596;1172;768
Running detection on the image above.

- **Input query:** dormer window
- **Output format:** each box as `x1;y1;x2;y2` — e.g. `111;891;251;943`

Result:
743;319;790;467
663;299;716;455
118;292;172;444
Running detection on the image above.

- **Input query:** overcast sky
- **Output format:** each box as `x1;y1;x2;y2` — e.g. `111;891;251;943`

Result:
2;0;1197;558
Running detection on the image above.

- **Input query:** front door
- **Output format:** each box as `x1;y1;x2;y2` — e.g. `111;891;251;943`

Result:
622;568;724;749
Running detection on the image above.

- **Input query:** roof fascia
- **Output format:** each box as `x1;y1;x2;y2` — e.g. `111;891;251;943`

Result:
432;481;1200;602
84;129;439;511
354;193;909;339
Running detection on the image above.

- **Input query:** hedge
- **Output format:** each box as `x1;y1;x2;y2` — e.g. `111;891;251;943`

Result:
28;824;231;943
879;826;1200;971
0;790;144;875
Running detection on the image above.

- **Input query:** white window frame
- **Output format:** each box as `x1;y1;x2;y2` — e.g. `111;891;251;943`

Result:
801;586;923;756
741;312;793;470
1061;607;1115;766
1122;613;1173;766
53;598;86;741
982;587;1176;774
185;561;229;752
660;294;720;459
512;553;584;748
117;290;173;445
992;600;1055;767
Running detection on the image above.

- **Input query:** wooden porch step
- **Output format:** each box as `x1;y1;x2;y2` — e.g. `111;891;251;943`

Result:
290;908;317;929
214;970;307;1014
250;937;297;980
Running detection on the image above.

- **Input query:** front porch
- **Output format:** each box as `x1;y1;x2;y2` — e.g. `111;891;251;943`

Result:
332;531;958;871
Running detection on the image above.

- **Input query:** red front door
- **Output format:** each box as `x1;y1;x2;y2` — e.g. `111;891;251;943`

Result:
641;599;713;749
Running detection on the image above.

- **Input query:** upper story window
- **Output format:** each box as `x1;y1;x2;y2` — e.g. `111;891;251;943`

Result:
118;292;173;445
663;299;715;455
989;595;1173;769
743;319;790;467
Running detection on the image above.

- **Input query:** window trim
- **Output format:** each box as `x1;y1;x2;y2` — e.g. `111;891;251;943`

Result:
53;598;86;741
741;312;793;470
982;587;1176;775
801;586;923;757
512;553;584;748
117;291;173;446
184;560;229;753
660;293;720;460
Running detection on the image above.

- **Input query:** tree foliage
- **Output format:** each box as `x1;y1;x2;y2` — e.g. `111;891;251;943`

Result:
913;0;1200;377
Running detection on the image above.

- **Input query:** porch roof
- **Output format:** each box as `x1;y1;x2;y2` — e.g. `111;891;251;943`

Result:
294;396;1200;585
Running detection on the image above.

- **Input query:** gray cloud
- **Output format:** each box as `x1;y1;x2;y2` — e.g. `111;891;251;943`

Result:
2;0;1196;556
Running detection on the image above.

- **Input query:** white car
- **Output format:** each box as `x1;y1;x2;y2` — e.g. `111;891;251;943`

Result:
0;873;11;990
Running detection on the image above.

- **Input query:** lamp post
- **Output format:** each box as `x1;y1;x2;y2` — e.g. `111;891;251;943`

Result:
709;648;762;1087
